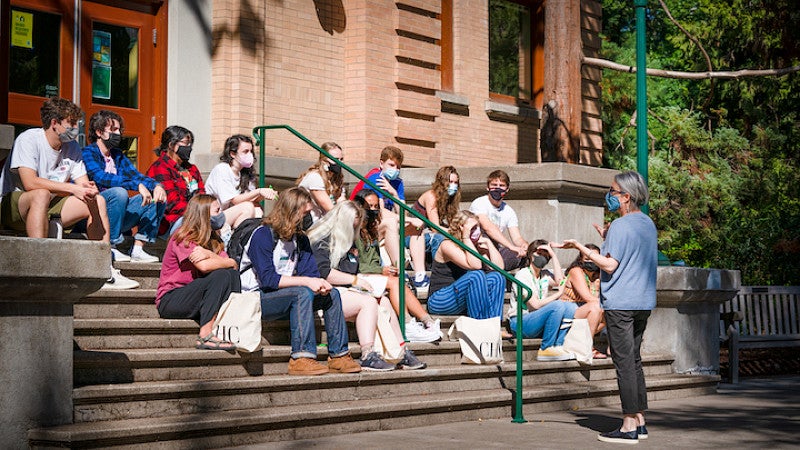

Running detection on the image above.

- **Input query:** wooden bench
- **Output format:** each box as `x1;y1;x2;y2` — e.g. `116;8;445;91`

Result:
720;286;800;383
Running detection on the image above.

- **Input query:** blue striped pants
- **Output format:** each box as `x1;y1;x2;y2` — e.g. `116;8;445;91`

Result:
427;270;505;319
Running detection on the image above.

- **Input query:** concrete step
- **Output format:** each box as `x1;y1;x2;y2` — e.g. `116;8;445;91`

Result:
114;261;162;290
72;340;543;385
71;355;676;423
75;289;158;319
30;373;718;449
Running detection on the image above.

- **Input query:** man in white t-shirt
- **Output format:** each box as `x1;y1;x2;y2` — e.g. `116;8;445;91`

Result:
0;98;138;289
468;169;529;271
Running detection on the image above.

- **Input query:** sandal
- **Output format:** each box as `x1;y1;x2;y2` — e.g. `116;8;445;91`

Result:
592;348;608;359
196;333;236;351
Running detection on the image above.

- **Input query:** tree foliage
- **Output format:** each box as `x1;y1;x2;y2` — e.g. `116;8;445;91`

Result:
600;0;800;285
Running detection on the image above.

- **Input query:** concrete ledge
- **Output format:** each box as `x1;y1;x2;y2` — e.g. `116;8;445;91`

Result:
657;266;741;307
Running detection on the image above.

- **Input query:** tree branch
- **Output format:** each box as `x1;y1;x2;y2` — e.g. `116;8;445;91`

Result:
583;57;800;79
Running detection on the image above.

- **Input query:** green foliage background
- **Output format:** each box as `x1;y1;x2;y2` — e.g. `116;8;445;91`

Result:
600;0;800;285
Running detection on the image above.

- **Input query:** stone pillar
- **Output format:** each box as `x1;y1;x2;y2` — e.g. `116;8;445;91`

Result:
0;237;109;448
646;267;741;374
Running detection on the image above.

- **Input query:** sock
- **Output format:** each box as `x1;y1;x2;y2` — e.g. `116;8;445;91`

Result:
360;345;373;357
421;314;435;327
415;272;426;282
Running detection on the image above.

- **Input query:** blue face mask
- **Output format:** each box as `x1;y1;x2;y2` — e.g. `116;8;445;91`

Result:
382;167;400;181
447;183;458;197
605;191;620;212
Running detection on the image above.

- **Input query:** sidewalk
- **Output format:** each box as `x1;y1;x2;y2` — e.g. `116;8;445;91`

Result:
233;376;800;449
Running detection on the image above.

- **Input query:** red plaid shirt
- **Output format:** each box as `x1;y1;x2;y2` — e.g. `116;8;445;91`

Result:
145;153;205;234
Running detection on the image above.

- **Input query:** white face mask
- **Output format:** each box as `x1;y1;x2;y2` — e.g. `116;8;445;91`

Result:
447;183;459;197
237;152;254;169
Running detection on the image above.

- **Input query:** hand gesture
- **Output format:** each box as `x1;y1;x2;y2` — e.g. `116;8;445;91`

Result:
551;239;579;250
138;183;153;206
153;185;167;203
593;222;609;239
376;176;397;198
74;180;99;201
538;243;555;256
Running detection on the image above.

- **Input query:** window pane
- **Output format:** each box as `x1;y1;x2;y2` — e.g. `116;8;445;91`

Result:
9;8;61;97
120;136;138;166
92;22;138;108
489;0;530;98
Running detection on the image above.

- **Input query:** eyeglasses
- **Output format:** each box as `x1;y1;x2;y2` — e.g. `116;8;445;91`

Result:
608;188;626;195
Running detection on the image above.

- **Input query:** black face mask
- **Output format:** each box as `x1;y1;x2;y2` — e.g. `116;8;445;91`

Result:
532;254;550;269
102;132;122;150
582;261;599;273
176;145;193;162
327;163;342;175
210;212;226;230
365;209;380;224
488;188;506;201
298;213;314;232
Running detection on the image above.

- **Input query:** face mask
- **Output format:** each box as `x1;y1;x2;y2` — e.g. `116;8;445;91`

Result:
102;132;122;150
210;212;226;230
488;188;506;201
237;152;254;169
605;191;620;212
447;183;459;197
298;213;314;232
469;225;482;243
327;163;342;175
366;209;380;224
58;126;80;143
176;145;193;162
532;254;550;269
582;261;599;273
382;167;400;181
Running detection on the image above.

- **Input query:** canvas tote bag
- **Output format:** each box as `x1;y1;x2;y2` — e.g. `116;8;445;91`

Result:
373;305;405;363
447;316;504;364
212;291;263;353
562;318;592;365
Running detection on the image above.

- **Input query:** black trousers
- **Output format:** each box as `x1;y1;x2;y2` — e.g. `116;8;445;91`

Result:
158;268;241;328
605;309;651;415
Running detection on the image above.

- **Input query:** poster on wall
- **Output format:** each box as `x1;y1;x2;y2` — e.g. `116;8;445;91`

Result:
12;10;34;49
93;30;112;99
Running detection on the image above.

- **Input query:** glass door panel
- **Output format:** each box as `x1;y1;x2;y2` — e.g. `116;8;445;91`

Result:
9;7;61;98
91;22;139;109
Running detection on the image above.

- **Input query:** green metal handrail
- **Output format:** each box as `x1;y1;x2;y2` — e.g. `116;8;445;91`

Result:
253;124;533;422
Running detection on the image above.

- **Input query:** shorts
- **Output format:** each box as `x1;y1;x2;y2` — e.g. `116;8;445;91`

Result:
404;231;445;260
1;191;69;232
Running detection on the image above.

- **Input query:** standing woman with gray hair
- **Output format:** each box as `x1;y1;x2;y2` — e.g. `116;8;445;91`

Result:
554;171;657;444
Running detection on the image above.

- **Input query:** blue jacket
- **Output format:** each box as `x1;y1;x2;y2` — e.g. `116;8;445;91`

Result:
82;142;157;192
247;226;320;292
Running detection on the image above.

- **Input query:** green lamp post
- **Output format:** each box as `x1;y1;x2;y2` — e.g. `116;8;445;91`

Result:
635;0;649;214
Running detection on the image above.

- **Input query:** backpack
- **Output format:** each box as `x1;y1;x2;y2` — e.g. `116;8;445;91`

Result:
226;218;264;269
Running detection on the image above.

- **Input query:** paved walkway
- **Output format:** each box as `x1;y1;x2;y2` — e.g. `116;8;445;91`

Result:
235;376;800;449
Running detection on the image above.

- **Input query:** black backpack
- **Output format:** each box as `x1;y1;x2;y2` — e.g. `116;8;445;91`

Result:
226;218;264;269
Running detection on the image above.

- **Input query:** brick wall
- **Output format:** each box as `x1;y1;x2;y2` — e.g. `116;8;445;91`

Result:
210;0;602;170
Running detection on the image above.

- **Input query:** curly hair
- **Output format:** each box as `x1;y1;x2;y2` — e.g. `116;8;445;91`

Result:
173;194;224;254
87;110;124;143
353;189;381;242
447;210;477;237
430;165;460;226
295;142;344;199
220;134;256;194
40;97;82;129
264;187;313;240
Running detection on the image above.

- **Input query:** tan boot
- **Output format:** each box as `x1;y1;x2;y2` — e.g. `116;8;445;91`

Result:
287;357;329;375
327;353;362;373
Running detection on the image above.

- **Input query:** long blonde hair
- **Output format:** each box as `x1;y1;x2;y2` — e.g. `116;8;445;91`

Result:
295;142;344;199
173;194;224;254
264;187;313;240
306;201;364;268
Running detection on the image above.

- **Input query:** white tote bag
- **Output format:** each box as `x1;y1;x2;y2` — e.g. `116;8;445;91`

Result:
373;306;404;363
447;316;504;365
562;318;593;365
212;291;263;353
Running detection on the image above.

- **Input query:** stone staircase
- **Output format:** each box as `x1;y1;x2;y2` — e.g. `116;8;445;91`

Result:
28;260;719;448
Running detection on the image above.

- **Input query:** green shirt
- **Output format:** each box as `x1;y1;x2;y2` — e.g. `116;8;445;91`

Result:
355;238;383;274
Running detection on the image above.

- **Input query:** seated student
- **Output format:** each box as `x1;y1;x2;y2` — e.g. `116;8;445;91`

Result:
296;142;347;223
353;189;442;342
469;169;529;271
0;97;137;289
155;194;240;350
307;201;427;370
409;165;460;267
349;145;427;288
426;210;505;320
558;243;606;357
509;240;576;361
145;126;204;236
206;134;276;242
243;187;362;375
82;110;165;263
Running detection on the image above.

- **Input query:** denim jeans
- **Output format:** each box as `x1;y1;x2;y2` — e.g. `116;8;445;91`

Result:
259;286;350;359
101;187;165;245
508;300;576;349
427;270;505;319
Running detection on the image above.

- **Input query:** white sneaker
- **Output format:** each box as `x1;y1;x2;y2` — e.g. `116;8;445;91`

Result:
404;320;441;343
426;318;444;340
103;268;140;290
130;247;159;263
111;248;131;262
